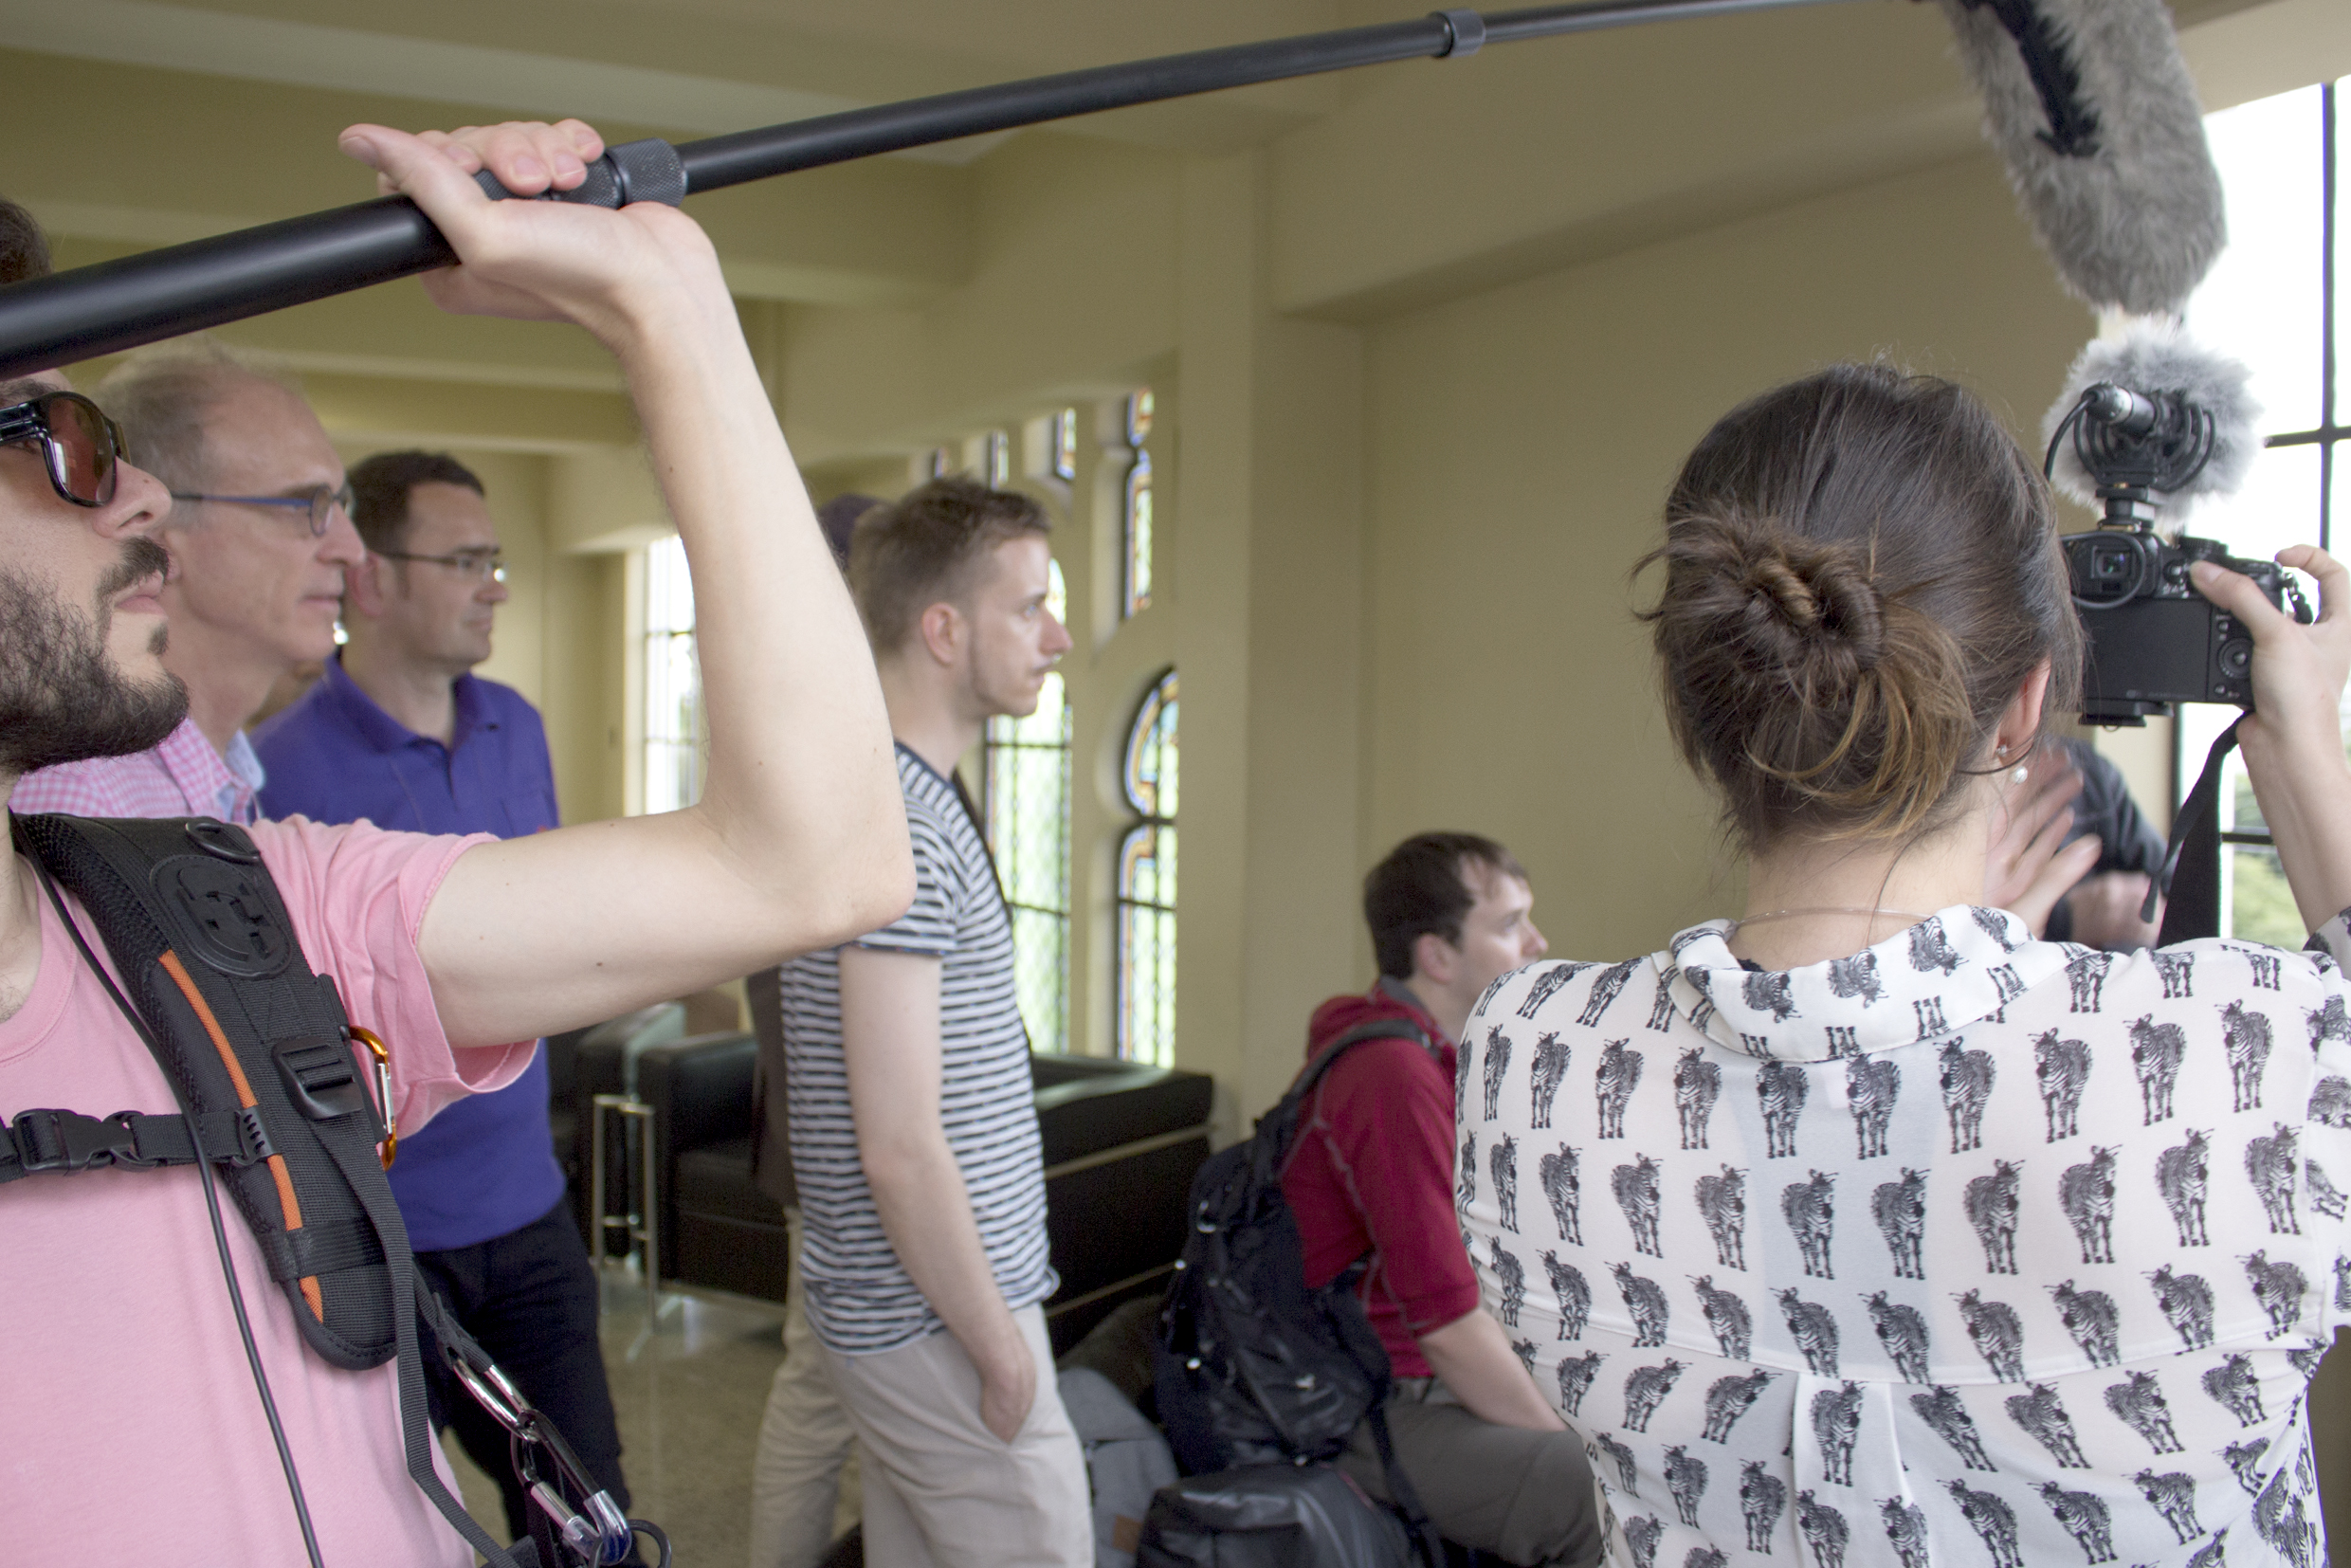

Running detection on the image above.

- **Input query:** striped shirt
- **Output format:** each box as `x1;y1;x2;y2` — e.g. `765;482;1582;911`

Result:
783;742;1055;1354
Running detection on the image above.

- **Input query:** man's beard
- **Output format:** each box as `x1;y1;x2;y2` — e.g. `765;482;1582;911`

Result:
0;538;187;776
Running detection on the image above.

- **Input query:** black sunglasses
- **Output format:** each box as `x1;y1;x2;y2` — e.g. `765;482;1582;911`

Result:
0;391;126;509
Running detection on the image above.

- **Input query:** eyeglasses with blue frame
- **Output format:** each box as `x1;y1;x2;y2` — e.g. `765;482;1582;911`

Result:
170;482;355;537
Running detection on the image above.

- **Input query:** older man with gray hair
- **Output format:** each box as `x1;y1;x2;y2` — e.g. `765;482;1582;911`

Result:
12;339;362;820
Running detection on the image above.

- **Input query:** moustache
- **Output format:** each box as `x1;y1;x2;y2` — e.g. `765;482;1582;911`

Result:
98;537;173;602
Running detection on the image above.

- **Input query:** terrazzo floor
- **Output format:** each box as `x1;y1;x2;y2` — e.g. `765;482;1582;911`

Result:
448;1267;861;1568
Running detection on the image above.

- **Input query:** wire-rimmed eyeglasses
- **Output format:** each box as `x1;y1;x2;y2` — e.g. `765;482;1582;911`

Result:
170;481;355;537
376;546;507;584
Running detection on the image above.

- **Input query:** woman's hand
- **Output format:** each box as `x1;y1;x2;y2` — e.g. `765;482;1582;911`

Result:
2195;545;2351;932
1984;743;2101;937
334;119;727;354
2196;546;2351;763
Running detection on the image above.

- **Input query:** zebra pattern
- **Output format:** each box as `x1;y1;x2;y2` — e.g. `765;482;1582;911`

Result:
1740;1462;1786;1551
1870;1167;1927;1280
1941;1041;1996;1153
2134;1014;2189;1125
1882;1498;1930;1568
1675;1047;1721;1151
1461;906;2351;1568
1702;1368;1773;1443
1624;1359;1687;1432
1491;1133;1521;1234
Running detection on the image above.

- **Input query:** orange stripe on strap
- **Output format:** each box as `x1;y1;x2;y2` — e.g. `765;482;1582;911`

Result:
157;950;323;1320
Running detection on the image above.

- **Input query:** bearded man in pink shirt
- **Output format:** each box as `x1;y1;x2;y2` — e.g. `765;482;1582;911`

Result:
0;120;910;1566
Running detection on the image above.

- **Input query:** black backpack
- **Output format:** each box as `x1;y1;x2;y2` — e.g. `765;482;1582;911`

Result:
1153;1019;1443;1563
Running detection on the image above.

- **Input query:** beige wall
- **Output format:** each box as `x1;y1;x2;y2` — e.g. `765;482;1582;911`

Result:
1360;155;2094;972
29;3;2345;1098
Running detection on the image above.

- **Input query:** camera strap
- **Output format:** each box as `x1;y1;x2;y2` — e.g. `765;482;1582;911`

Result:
2148;718;2241;941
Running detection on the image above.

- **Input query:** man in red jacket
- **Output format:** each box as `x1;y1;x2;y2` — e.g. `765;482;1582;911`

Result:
1283;833;1600;1567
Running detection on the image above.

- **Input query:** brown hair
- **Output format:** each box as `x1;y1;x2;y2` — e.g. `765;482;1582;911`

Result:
847;475;1049;652
1364;831;1528;980
92;337;301;496
347;449;484;554
0;197;51;286
1638;363;2080;851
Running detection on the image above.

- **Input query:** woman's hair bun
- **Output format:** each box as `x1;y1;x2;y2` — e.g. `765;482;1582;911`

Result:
1637;365;2081;850
1738;531;1886;671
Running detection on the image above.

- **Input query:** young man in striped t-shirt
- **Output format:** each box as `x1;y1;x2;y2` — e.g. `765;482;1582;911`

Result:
765;477;1084;1568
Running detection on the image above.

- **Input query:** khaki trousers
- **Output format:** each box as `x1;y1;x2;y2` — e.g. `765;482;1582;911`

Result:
1336;1377;1605;1568
823;1304;1091;1568
747;1213;860;1568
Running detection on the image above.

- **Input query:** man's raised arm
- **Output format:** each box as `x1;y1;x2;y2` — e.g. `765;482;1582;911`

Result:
334;120;911;1048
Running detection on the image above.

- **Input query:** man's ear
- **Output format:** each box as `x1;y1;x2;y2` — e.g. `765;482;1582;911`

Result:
916;599;966;669
344;551;389;620
1412;930;1458;989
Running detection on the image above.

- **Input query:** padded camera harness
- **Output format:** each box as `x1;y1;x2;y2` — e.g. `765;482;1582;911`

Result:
0;812;638;1568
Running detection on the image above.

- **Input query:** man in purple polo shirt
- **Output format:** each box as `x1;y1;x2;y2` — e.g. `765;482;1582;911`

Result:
250;449;623;1544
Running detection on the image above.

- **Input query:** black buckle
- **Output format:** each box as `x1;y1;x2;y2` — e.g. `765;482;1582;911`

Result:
273;1035;367;1121
9;1108;139;1173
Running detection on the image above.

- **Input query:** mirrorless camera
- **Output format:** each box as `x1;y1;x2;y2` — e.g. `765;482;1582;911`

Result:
2053;382;2310;724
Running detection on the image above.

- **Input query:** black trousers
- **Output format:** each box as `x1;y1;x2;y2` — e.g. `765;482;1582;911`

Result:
415;1195;630;1544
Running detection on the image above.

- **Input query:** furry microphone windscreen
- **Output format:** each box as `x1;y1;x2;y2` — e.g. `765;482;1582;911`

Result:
1933;0;2225;317
2042;320;2260;522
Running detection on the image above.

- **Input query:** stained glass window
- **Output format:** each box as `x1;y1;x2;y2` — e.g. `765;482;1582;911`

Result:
2173;78;2348;942
642;535;701;813
1122;390;1155;618
985;430;1011;487
983;559;1072;1055
1117;668;1177;1065
1051;408;1079;482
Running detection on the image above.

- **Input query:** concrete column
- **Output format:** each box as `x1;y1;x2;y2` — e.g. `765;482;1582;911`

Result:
1173;151;1370;1127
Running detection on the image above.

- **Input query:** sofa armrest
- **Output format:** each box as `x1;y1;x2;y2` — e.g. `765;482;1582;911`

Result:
1030;1054;1213;1168
635;1030;758;1280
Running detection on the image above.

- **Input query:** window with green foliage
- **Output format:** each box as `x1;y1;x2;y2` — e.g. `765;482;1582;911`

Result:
1117;669;1177;1065
982;559;1072;1054
2175;78;2346;943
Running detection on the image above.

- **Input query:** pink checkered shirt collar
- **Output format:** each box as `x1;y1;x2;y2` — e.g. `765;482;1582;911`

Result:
7;716;264;825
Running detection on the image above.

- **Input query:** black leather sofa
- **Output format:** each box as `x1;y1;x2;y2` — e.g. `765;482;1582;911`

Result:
549;1002;685;1249
602;1032;1212;1353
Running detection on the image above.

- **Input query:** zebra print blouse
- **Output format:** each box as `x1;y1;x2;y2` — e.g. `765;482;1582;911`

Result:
1458;903;2351;1568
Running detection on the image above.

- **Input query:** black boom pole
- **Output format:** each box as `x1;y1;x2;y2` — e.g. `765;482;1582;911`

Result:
0;0;1854;380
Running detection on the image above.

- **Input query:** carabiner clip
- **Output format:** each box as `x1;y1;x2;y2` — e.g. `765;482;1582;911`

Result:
516;1414;636;1563
348;1025;395;1168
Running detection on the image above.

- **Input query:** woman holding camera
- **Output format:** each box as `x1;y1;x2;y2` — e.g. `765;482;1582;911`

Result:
1460;363;2351;1567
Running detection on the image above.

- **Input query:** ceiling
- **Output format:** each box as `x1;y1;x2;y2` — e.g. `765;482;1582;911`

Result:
0;0;2334;442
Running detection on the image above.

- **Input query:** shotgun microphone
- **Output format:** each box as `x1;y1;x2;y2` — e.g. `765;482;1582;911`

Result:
2042;319;2258;522
1930;0;2225;317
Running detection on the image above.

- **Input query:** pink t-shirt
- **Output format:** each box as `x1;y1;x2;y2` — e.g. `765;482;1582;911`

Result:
1;816;531;1565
